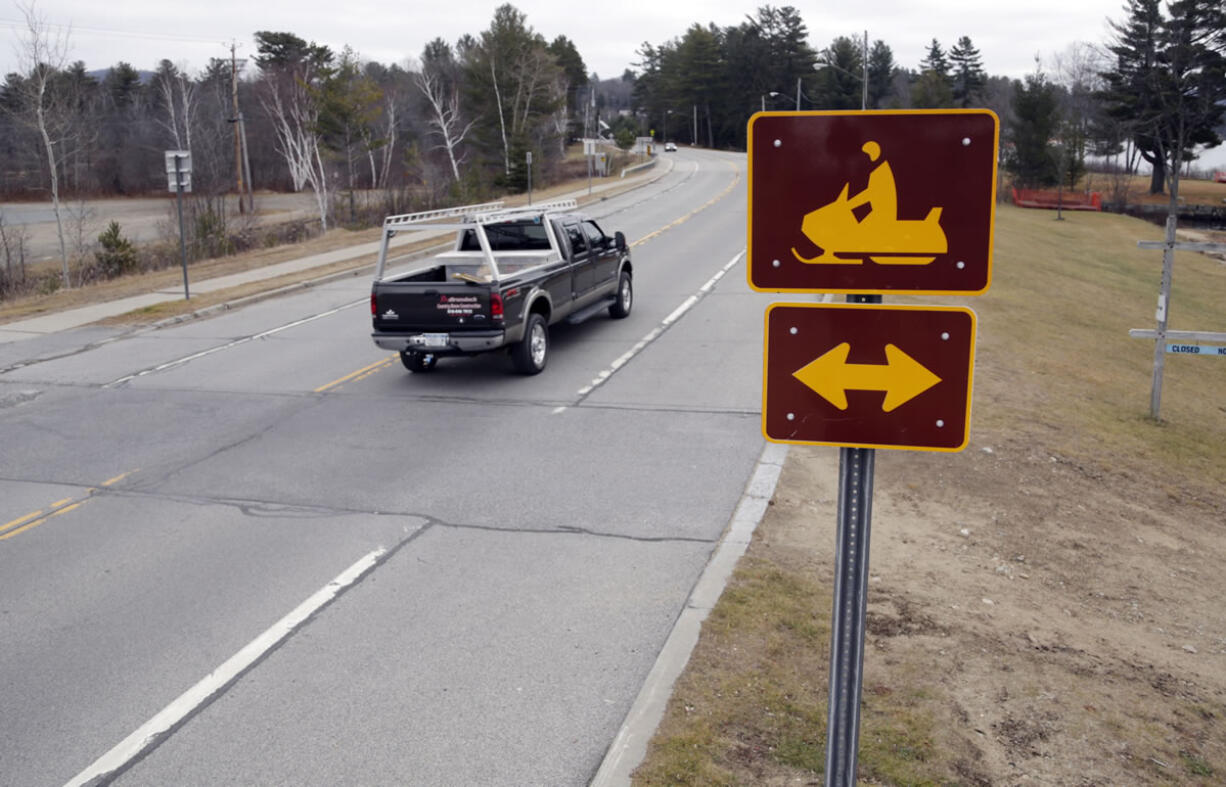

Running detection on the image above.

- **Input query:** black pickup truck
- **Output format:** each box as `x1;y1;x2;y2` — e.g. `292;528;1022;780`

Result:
370;200;633;374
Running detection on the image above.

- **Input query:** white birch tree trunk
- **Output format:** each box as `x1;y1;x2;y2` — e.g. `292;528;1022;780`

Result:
416;69;473;183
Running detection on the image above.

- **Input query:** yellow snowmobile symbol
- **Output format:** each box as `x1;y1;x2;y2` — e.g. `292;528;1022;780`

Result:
792;141;947;266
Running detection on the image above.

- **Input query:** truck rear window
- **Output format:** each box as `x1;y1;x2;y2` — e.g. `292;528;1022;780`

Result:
460;221;551;252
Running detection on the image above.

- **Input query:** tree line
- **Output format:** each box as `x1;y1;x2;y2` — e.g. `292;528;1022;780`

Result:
1;2;614;289
2;1;1223;294
632;3;1224;195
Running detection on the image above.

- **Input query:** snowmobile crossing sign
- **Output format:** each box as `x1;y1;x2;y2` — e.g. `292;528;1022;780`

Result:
747;109;998;295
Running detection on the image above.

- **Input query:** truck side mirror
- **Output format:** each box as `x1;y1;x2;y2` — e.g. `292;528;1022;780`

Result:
614;231;627;251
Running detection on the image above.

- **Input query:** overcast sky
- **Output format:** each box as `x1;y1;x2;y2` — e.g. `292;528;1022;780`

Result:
3;0;1224;167
2;0;1125;80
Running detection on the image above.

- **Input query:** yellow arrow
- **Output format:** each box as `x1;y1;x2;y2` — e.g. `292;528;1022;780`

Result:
793;342;941;412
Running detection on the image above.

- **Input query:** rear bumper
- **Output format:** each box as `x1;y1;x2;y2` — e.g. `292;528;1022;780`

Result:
372;329;508;354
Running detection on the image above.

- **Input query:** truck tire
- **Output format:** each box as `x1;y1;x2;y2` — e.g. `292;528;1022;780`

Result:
512;313;548;375
401;350;438;373
609;271;633;318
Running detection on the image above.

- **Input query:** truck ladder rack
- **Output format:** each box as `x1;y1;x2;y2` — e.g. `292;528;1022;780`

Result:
382;201;505;230
471;199;578;224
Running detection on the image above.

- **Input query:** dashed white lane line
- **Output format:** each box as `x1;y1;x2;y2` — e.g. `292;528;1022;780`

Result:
566;251;745;406
64;547;388;787
105;300;365;387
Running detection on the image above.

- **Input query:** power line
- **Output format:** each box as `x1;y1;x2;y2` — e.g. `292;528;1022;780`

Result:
0;17;228;47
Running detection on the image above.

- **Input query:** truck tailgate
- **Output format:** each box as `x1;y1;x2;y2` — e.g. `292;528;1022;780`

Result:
372;281;494;331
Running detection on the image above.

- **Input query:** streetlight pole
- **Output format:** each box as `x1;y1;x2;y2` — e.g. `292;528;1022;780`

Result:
861;30;868;112
814;31;869;111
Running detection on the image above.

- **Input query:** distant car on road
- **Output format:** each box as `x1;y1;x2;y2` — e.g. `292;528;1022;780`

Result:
664;142;677;152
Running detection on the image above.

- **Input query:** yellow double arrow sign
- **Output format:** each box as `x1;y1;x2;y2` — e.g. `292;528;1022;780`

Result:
793;342;941;412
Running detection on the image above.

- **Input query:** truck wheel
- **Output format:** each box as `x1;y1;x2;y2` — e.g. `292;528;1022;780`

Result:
512;313;548;375
401;350;438;373
609;271;633;318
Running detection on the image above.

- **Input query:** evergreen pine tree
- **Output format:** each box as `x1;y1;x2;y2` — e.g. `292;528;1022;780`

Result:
949;36;986;107
1098;0;1226;193
1006;67;1062;187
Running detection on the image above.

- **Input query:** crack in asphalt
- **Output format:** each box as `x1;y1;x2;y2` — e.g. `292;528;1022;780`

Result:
97;487;717;545
0;325;149;376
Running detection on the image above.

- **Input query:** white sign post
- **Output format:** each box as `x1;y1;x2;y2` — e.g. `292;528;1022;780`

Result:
1130;236;1226;418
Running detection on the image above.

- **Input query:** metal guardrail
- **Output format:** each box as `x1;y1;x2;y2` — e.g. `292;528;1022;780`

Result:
620;159;658;179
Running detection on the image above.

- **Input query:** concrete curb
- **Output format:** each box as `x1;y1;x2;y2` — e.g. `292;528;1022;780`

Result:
589;441;790;786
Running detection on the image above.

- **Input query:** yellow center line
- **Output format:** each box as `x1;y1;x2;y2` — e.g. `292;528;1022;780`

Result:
0;503;83;541
0;509;45;536
1;468;138;542
631;167;742;248
315;355;397;393
101;469;138;487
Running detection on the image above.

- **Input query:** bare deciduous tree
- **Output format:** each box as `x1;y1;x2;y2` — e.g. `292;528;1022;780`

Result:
8;1;73;286
258;66;331;229
153;60;197;151
415;66;474;182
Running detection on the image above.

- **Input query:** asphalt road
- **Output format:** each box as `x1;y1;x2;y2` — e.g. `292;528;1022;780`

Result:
0;148;765;786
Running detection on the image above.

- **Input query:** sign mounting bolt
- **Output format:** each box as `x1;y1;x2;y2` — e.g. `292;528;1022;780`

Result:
787;413;795;421
772;259;781;268
936;419;945;428
962;137;971;146
774;139;782;148
941;332;950;341
790;327;798;335
956;261;966;270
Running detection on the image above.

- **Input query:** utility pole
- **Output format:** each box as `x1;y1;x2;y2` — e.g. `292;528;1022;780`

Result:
231;44;244;214
230;43;254;215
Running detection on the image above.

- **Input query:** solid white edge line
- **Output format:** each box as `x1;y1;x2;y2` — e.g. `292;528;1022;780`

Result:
64;547;388;787
589;442;790;787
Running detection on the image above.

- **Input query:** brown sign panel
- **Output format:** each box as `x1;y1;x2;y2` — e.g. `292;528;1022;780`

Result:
748;110;998;294
763;303;976;451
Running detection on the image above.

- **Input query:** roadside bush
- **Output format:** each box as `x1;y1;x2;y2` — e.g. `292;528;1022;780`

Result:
192;208;234;259
95;221;139;278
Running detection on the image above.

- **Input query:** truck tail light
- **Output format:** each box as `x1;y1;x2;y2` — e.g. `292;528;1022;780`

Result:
490;293;504;320
370;292;377;316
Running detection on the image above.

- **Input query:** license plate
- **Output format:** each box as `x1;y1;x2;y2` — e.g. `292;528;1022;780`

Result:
420;333;449;349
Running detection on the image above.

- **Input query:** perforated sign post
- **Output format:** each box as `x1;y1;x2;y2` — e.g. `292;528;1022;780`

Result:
748;110;998;787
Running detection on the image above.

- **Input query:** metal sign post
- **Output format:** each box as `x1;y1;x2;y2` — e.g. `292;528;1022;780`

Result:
164;150;192;300
749;110;998;786
526;150;533;205
826;443;874;785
